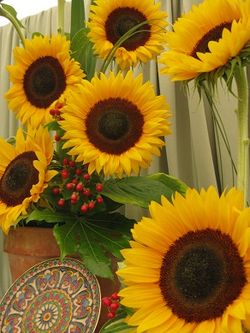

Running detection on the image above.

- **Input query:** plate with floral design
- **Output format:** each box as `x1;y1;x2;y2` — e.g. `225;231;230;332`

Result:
0;257;101;333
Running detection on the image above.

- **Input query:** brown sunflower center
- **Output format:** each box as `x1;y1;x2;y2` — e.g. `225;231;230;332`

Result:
105;7;151;51
191;22;232;58
160;228;246;323
86;97;144;154
23;56;66;108
0;151;39;206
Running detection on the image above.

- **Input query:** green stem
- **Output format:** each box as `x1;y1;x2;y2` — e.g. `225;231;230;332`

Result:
0;5;25;46
57;0;65;34
234;65;249;206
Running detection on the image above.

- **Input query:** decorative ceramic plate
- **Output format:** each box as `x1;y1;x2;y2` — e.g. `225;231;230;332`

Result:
0;258;101;333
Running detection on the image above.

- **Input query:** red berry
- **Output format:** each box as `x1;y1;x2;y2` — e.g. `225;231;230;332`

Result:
71;199;77;204
57;198;65;206
107;312;115;319
69;160;75;168
75;168;82;176
88;201;95;210
61;169;69;179
54;134;61;141
55;102;64;109
49;109;56;116
72;178;78;184
95;183;103;192
54;109;61;116
110;302;119;311
52;187;60;195
63;158;69;166
66;183;74;190
83;188;91;196
96;196;103;204
71;193;78;201
83;173;90;180
76;183;83;192
111;293;120;301
80;204;88;213
102;297;112;307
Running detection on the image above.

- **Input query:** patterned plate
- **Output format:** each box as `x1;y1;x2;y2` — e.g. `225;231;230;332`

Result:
0;258;101;333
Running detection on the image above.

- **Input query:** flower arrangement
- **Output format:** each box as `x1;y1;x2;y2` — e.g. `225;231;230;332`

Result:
1;0;250;332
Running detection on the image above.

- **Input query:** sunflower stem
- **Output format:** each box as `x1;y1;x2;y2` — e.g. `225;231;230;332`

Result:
234;65;249;206
0;5;25;46
57;0;65;35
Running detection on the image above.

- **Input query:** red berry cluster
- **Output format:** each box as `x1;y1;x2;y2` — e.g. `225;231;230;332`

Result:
51;158;104;214
101;293;120;319
49;101;64;119
49;102;64;142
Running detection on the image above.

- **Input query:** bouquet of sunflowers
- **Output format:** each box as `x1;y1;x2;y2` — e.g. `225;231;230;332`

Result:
1;0;250;332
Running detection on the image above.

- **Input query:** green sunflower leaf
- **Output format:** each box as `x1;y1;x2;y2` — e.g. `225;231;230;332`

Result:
102;173;188;208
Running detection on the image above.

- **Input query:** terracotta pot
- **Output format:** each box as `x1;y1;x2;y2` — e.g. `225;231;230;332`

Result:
4;226;120;332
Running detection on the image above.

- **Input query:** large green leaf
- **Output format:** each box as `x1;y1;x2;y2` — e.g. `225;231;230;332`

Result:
53;212;134;278
54;220;113;278
102;173;188;208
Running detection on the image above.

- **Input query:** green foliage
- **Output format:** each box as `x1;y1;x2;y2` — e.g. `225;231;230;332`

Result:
70;0;96;79
102;173;188;208
70;27;97;80
53;212;134;278
0;3;24;28
70;0;85;40
99;308;135;333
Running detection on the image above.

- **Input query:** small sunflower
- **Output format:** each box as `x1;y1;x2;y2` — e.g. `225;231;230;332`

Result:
5;35;84;127
160;0;250;81
0;127;57;234
60;71;171;177
88;0;168;69
117;187;250;333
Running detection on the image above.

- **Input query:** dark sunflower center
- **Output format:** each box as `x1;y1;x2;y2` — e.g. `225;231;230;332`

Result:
86;97;144;154
191;22;232;58
105;7;151;51
160;228;246;323
23;56;66;108
175;246;223;301
98;110;129;140
0;151;39;206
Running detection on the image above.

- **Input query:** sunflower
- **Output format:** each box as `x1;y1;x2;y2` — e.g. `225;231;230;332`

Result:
5;35;84;127
87;0;168;69
60;70;171;177
160;0;250;81
0;127;57;234
117;187;250;333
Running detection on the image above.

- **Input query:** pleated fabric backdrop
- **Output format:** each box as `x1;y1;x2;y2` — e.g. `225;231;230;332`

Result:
0;0;243;296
